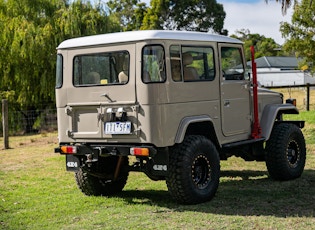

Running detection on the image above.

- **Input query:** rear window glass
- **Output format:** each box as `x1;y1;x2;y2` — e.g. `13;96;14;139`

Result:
56;54;63;88
142;45;166;83
73;51;129;86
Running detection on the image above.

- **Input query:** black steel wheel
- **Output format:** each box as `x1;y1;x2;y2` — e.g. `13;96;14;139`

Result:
166;135;220;204
192;155;211;190
265;123;306;180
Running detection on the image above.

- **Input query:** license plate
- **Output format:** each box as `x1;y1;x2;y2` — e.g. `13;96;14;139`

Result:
105;121;131;134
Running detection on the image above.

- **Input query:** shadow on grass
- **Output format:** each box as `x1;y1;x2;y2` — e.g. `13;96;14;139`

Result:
119;169;315;218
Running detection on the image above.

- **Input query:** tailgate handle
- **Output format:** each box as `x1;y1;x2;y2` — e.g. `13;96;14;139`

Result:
100;93;116;103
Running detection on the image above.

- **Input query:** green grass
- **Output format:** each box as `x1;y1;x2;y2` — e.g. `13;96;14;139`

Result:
1;110;315;229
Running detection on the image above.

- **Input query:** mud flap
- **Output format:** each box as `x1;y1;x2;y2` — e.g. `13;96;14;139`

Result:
66;155;81;171
148;149;169;178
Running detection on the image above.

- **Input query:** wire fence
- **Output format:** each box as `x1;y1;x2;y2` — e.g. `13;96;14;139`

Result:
266;84;315;111
0;107;57;136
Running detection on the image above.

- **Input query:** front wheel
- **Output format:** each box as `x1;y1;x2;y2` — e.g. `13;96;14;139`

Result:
265;123;306;180
166;135;220;204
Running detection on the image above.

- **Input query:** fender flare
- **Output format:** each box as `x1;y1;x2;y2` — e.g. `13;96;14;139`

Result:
174;115;215;144
260;104;299;140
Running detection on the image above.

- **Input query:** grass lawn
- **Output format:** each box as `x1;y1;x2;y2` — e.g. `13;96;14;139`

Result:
1;110;315;229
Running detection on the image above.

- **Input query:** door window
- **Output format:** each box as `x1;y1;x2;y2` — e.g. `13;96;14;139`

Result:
170;45;215;82
221;47;245;80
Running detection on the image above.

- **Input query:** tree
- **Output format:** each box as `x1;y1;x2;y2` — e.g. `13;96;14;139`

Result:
280;0;315;72
141;0;227;34
107;0;147;31
140;0;168;30
0;0;118;133
170;0;226;34
231;29;284;61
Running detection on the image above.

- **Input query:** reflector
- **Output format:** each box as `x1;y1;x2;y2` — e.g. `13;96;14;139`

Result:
286;98;297;106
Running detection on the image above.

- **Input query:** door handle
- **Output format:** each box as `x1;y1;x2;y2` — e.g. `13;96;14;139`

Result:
242;83;249;89
224;100;230;107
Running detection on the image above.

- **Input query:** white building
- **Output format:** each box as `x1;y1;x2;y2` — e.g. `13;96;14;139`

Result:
247;56;315;87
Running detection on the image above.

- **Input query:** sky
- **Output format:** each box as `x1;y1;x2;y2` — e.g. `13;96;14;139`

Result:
217;0;294;45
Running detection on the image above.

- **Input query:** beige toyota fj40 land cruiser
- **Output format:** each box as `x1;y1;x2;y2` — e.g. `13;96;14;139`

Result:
55;30;306;204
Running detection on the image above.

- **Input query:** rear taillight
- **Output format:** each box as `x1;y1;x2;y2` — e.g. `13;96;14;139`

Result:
130;147;149;156
60;146;77;154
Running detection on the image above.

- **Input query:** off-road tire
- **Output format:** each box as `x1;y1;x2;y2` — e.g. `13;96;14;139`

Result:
265;123;306;180
166;135;220;204
75;156;129;196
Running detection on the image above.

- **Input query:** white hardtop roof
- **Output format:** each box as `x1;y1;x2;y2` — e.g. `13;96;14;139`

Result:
57;30;242;49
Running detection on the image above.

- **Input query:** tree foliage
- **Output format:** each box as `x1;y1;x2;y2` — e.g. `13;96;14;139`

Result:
0;0;119;132
166;0;226;34
0;0;117;111
231;29;284;61
280;0;315;72
110;0;227;34
107;0;147;31
140;0;168;30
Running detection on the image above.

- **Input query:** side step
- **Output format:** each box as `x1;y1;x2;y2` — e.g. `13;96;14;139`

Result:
222;137;265;149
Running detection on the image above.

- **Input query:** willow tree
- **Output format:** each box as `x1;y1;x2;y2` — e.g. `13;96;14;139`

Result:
0;0;117;132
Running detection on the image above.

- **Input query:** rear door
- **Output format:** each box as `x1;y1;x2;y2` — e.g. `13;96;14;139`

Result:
64;44;137;139
219;44;252;137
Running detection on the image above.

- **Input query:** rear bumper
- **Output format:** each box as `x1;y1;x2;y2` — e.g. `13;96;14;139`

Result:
55;144;158;172
55;144;157;156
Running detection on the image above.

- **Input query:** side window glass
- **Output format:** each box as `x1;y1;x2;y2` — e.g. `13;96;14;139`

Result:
182;46;215;82
56;54;63;88
73;51;129;86
170;45;182;81
142;45;166;83
221;47;245;80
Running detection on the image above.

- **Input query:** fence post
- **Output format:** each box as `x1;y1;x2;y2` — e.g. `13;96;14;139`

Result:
2;99;9;149
306;84;310;111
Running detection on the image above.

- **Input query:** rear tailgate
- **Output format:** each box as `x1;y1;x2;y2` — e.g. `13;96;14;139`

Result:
57;44;139;141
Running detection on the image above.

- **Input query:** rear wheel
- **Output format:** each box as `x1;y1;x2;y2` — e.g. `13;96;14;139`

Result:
166;135;220;204
75;156;129;196
265;123;306;180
